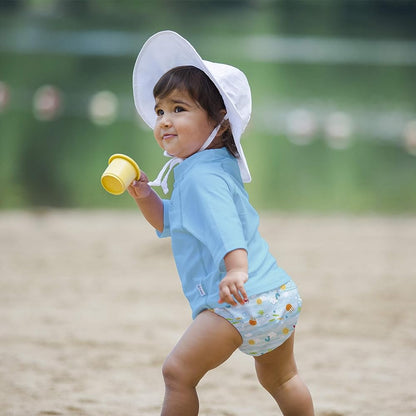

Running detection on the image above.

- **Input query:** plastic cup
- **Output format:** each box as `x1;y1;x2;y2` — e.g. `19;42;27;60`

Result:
101;154;140;195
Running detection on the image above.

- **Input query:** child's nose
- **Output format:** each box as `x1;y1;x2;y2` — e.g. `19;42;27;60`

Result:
159;113;172;127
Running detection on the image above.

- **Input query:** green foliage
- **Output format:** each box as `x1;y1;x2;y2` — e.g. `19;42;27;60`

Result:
244;134;416;213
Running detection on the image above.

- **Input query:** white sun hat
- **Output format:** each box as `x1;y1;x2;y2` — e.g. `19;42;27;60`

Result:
132;30;252;185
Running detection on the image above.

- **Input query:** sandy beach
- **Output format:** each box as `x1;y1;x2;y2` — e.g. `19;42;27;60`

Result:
1;210;415;416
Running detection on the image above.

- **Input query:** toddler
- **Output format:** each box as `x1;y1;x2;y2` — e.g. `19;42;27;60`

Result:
127;30;314;416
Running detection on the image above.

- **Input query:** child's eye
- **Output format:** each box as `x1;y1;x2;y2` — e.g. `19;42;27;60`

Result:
174;106;185;113
156;108;164;116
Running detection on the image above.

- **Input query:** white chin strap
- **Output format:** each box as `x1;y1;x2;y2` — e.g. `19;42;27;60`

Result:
148;115;227;194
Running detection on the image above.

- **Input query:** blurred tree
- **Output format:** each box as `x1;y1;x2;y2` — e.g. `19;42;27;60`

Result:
0;0;24;11
17;121;71;207
56;0;91;16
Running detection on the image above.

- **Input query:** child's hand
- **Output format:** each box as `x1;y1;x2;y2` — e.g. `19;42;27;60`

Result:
127;171;152;200
218;271;248;306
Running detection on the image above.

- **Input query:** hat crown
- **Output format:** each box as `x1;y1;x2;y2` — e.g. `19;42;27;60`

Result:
202;61;251;136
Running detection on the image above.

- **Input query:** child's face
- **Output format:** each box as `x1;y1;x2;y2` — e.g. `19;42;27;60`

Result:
153;89;217;159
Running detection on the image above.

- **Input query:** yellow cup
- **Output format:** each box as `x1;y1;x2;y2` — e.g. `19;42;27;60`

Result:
101;154;141;195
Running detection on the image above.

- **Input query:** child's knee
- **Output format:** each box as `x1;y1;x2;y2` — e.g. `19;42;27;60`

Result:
258;367;298;394
162;354;194;388
162;355;179;386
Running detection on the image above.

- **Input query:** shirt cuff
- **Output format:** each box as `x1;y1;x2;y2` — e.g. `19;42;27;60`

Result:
156;199;171;238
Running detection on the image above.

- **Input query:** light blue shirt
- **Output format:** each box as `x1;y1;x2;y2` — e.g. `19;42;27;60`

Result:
157;148;290;318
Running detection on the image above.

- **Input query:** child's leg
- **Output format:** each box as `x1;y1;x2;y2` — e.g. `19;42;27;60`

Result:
254;333;314;416
161;310;242;416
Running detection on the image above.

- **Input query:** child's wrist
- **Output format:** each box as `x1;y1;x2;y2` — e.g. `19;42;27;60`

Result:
132;184;153;201
135;190;152;201
226;270;248;278
227;268;248;274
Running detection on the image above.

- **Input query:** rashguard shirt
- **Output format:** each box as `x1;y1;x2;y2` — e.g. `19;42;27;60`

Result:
157;148;290;318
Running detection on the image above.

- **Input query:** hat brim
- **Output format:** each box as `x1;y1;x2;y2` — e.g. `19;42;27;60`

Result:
132;30;251;183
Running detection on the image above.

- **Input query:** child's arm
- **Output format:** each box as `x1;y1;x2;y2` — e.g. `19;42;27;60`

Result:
127;171;164;233
218;248;249;306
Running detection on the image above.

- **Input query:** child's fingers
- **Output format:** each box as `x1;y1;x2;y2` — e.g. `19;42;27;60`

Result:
127;176;152;199
229;280;248;305
127;181;140;196
232;287;246;305
219;283;248;306
218;286;237;306
237;284;249;303
136;171;149;183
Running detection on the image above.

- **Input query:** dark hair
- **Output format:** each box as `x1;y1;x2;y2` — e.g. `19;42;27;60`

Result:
153;66;238;157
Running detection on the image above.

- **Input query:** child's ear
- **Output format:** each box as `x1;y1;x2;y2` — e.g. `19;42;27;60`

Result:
218;119;231;136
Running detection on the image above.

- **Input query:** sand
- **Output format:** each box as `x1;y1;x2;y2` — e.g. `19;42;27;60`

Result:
1;210;415;416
